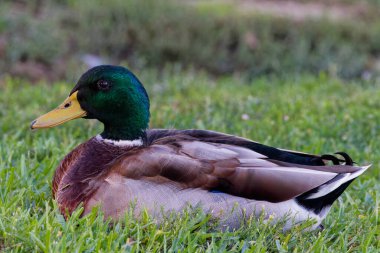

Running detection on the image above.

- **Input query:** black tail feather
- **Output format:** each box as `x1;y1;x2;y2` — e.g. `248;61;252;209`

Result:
296;179;355;215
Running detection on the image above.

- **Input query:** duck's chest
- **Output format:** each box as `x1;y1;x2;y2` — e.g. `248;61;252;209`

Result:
52;138;133;216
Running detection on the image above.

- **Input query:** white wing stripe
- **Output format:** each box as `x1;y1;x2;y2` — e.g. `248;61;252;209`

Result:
305;165;371;199
237;166;338;176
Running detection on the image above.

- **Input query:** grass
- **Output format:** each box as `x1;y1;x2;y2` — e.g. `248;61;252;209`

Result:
0;69;379;252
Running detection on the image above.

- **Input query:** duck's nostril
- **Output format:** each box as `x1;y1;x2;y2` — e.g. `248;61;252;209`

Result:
30;120;37;129
64;102;71;108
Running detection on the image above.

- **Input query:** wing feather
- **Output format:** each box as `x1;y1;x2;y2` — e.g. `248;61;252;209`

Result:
110;129;361;203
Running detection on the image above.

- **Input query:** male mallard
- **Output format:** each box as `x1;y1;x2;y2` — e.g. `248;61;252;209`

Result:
31;65;369;230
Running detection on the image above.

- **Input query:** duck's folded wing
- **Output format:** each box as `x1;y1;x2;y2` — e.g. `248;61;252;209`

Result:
114;137;363;203
147;129;328;166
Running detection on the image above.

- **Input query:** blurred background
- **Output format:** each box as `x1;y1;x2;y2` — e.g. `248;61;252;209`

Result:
1;0;380;82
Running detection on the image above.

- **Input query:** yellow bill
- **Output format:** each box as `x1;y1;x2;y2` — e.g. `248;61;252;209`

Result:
31;91;87;129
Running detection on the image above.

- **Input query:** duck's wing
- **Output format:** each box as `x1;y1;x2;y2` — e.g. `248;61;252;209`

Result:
146;129;352;166
112;129;364;203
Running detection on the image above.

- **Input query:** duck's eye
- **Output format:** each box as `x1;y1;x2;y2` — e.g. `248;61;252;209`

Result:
97;80;110;91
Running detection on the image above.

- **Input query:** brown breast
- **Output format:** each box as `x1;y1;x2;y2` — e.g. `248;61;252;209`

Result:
52;137;137;217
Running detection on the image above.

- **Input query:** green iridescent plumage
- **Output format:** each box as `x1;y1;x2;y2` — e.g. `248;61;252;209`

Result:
71;65;150;140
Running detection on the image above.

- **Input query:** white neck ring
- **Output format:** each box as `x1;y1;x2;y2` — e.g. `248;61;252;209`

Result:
95;134;143;147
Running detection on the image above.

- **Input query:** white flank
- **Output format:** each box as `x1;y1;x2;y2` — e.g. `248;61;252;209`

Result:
261;199;322;231
95;134;143;147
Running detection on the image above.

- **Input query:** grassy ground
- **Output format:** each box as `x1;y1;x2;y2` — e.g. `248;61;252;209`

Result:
0;69;379;252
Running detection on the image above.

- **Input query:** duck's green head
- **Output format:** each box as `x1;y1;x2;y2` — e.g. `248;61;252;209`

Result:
31;65;150;141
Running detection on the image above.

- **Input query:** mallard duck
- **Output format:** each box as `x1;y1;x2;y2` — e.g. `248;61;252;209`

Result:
31;65;369;230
